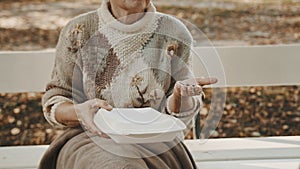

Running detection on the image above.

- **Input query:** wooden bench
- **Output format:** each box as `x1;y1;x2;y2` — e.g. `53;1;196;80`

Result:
0;45;300;169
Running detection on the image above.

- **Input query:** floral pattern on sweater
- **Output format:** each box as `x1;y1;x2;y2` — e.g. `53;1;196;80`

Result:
42;2;200;131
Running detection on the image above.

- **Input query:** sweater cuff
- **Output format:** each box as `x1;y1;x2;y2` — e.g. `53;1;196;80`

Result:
43;96;73;128
165;94;202;118
49;101;68;128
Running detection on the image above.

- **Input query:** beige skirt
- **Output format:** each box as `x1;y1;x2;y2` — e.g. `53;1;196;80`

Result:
38;128;197;169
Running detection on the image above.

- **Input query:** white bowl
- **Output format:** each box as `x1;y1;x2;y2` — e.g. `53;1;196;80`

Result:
108;131;185;144
93;108;186;144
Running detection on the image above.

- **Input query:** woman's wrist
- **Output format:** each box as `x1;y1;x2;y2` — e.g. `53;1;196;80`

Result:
167;96;199;118
168;93;194;113
55;102;80;127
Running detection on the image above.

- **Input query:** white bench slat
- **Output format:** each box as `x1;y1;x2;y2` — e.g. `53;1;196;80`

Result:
184;136;300;162
0;145;48;169
0;137;299;169
0;50;55;93
197;159;300;169
192;44;300;87
1;45;300;93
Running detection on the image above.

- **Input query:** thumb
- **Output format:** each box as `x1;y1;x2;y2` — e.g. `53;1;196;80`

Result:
196;77;218;86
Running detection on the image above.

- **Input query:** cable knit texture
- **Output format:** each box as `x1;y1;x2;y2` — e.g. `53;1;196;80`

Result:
98;1;161;63
40;1;199;169
42;1;200;127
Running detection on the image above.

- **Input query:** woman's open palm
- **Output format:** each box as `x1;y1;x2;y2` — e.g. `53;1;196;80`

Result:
174;77;218;97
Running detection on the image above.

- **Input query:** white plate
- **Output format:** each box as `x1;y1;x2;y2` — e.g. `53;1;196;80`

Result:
93;108;186;143
108;131;185;144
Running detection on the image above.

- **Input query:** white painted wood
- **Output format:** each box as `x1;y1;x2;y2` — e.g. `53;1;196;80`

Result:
0;145;48;169
197;159;300;169
184;136;300;162
0;50;55;93
1;45;300;93
0;137;299;169
192;44;300;87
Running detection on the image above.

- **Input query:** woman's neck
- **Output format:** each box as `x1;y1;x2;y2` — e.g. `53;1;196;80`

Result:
108;3;146;24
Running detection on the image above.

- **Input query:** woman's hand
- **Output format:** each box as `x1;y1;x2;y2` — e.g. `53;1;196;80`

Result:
74;99;113;138
173;77;218;97
169;77;217;113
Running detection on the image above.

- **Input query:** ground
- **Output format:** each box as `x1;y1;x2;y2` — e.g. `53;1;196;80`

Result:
0;0;299;146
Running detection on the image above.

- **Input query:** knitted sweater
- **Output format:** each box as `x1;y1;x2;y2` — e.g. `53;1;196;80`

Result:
42;1;201;131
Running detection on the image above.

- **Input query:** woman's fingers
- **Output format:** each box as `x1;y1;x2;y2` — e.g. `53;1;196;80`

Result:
176;81;203;97
82;121;110;138
194;85;202;95
179;77;217;87
88;122;110;138
91;99;113;111
175;77;217;96
89;99;112;137
76;98;112;138
195;77;218;86
187;85;200;96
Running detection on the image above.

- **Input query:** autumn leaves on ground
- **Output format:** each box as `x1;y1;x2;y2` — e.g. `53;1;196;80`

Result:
0;0;299;145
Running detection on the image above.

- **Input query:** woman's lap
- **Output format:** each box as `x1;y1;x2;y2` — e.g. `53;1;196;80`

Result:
56;131;196;169
57;132;148;169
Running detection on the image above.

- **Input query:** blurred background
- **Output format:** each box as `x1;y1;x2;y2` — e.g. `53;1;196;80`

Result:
0;0;299;145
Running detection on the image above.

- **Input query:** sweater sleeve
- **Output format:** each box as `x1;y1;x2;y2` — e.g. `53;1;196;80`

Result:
42;20;88;128
162;30;202;135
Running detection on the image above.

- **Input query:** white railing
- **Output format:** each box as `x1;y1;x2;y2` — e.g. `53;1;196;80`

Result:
0;45;300;169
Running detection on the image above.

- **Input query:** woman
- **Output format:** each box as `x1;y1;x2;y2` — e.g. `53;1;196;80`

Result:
39;0;217;168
